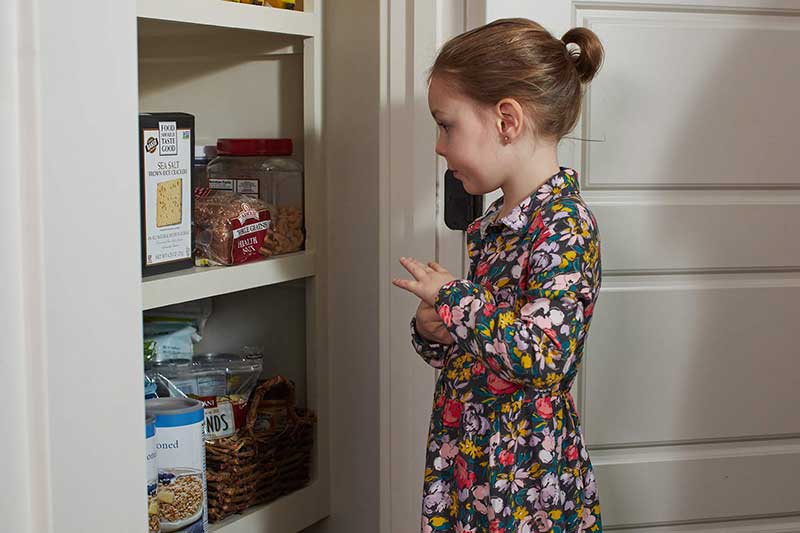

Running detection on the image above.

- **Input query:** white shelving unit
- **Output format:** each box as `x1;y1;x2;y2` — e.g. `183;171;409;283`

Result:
4;0;443;531
208;481;326;533
142;251;315;310
137;1;329;531
138;0;319;37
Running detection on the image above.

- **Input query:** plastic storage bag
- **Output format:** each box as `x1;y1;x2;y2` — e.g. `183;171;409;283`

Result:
193;189;275;266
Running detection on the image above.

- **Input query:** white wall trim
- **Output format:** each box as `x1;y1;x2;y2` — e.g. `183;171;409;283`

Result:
591;437;800;465
609;515;800;533
378;1;469;531
1;1;45;531
378;0;392;531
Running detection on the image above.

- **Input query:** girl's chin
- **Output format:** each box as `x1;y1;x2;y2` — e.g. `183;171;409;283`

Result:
458;178;474;193
462;182;485;196
454;172;487;196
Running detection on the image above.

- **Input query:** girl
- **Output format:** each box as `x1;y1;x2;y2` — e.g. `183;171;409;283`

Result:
392;18;604;533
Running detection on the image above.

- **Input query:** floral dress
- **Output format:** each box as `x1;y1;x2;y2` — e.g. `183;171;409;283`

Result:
411;168;602;533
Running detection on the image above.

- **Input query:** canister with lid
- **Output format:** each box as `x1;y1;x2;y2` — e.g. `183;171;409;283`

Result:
146;397;208;533
207;138;305;256
146;414;160;533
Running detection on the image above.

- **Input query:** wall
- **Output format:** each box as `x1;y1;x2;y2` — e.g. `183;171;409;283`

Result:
313;0;383;531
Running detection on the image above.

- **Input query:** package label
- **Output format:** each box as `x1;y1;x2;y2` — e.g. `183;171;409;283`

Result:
153;408;208;532
143;124;192;266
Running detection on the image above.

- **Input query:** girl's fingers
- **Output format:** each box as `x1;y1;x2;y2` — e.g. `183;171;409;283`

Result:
417;258;435;273
399;257;429;281
428;261;448;274
392;278;410;289
407;256;433;274
392;278;422;299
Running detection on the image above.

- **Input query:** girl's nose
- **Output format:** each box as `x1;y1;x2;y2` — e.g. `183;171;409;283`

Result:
435;139;446;158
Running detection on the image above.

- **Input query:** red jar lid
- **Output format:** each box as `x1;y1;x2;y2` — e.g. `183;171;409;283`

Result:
216;138;293;156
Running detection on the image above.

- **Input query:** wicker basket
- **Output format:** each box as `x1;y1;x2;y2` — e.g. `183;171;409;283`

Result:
205;375;316;522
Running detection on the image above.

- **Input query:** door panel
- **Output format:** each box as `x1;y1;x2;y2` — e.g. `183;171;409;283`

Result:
593;440;800;524
586;275;800;446
591;195;800;272
581;9;800;189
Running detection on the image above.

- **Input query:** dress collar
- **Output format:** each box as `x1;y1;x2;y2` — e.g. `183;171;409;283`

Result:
475;167;581;239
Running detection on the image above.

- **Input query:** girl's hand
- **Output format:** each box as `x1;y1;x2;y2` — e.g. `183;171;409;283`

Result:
415;300;454;345
392;257;456;306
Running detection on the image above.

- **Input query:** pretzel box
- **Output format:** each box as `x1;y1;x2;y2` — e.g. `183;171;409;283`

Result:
140;113;195;276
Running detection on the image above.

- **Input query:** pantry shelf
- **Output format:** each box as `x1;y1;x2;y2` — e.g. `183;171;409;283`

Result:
142;251;315;310
209;481;328;533
137;0;318;38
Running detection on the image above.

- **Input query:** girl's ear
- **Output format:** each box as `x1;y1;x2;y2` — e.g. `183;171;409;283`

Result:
495;98;526;144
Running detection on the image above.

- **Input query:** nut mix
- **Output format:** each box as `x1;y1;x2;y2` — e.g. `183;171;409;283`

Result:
260;206;304;257
148;353;263;441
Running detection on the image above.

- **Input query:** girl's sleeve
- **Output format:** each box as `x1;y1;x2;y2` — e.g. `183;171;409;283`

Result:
409;318;449;369
434;199;600;389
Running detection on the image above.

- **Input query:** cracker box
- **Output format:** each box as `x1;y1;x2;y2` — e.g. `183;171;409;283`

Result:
140;113;195;276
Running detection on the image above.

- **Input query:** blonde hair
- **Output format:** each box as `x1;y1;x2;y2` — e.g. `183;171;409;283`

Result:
430;18;604;141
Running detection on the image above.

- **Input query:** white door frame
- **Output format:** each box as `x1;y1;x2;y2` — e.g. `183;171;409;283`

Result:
378;1;487;531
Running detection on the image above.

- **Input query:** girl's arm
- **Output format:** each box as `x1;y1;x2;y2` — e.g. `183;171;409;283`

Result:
409;317;450;369
435;199;600;389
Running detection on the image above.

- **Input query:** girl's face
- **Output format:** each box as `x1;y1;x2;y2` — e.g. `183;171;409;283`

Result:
428;75;508;195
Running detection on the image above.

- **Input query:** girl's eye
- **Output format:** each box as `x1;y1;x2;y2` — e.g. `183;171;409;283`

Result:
437;122;450;132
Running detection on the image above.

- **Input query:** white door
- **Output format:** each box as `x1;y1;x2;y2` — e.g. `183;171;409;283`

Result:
480;1;800;531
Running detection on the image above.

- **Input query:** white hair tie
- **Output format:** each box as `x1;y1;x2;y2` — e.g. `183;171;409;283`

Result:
565;42;581;61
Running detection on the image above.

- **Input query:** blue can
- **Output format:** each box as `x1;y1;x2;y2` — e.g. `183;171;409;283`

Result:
146;414;160;532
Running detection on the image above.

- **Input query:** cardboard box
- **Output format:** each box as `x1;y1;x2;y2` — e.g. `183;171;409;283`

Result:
139;113;195;276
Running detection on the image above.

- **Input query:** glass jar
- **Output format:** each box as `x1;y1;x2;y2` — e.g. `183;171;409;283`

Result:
207;138;305;256
192;144;217;190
